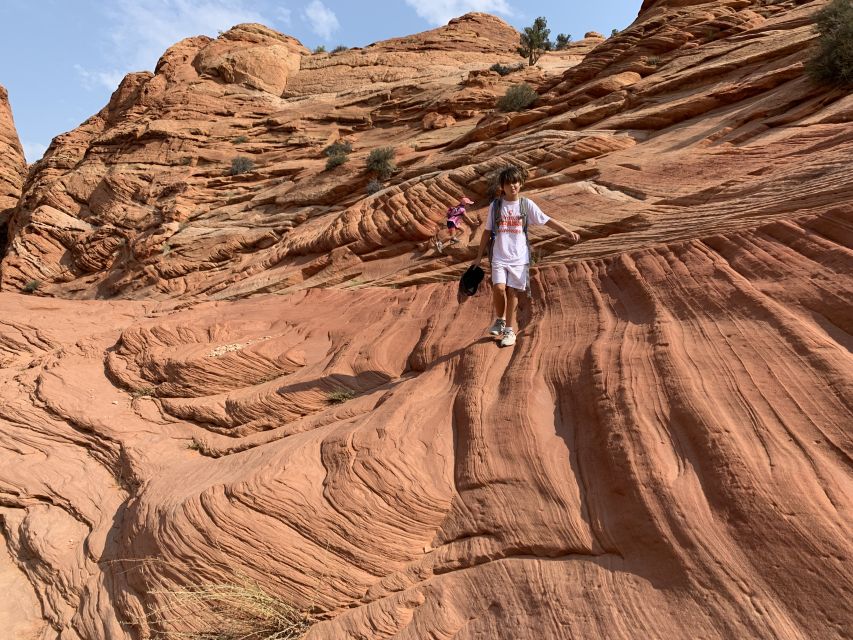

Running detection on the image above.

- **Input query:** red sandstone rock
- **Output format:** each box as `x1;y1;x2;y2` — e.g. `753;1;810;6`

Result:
0;3;851;639
0;85;26;254
422;112;457;129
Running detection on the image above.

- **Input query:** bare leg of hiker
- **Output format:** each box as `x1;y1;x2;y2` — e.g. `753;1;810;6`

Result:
492;283;506;320
432;225;446;252
499;286;520;346
505;287;518;330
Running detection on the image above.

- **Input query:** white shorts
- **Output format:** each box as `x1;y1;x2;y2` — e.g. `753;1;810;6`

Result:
491;263;529;290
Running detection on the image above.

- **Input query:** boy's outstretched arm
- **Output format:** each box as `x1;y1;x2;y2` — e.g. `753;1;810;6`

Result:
473;228;491;265
545;218;581;244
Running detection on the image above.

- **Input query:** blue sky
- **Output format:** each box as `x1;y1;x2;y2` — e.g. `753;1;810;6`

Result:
0;1;642;163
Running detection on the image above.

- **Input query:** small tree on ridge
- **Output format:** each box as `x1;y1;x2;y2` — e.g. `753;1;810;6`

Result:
518;16;553;66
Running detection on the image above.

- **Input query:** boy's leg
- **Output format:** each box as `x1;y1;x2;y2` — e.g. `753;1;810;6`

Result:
505;286;518;330
499;265;528;346
488;266;508;335
500;286;523;346
488;284;507;335
492;283;506;319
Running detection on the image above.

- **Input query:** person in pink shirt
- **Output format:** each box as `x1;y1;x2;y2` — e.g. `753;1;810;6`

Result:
433;197;475;252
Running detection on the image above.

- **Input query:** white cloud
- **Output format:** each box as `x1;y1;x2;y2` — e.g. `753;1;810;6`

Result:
277;7;293;27
404;0;515;26
22;141;48;163
77;0;278;93
74;64;126;92
303;0;339;41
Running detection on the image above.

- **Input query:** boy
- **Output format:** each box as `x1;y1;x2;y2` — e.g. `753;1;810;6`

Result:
472;165;580;346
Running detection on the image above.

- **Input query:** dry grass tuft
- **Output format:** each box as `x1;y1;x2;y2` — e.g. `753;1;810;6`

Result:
326;388;355;404
149;580;311;640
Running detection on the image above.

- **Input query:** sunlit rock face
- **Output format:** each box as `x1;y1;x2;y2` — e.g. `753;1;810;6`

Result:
0;2;851;639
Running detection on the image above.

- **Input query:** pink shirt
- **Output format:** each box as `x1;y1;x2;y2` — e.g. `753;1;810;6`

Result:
446;205;465;225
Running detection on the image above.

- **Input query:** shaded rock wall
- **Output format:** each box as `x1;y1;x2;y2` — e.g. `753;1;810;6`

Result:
0;84;26;258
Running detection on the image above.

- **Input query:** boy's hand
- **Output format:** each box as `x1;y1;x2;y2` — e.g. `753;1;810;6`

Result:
567;231;580;244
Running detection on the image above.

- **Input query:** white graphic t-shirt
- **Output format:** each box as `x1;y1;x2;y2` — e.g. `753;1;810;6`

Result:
485;198;549;265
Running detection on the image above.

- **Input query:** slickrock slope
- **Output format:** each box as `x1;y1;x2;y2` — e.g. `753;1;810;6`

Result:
0;14;600;297
1;211;850;638
0;2;851;639
0;85;26;258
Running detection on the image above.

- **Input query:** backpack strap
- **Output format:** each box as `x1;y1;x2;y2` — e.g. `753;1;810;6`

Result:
488;197;502;263
520;198;534;294
519;197;529;234
520;197;533;264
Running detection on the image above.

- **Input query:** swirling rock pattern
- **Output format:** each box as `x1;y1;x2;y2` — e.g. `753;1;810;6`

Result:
0;2;851;639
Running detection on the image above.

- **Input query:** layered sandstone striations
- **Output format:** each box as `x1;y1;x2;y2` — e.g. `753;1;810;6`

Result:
0;14;600;297
0;2;851;639
0;84;26;257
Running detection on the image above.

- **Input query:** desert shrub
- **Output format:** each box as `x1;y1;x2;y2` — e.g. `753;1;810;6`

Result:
807;0;853;87
366;147;396;179
646;56;662;66
497;83;538;112
229;156;254;176
490;62;524;76
327;389;355;404
148;580;310;640
555;33;572;50
611;28;619;37
23;279;41;293
325;153;348;170
233;135;248;144
314;45;326;53
324;141;352;170
323;140;352;157
365;179;384;195
332;45;349;53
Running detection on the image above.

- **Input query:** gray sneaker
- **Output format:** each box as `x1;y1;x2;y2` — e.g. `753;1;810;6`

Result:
500;327;516;347
488;318;506;336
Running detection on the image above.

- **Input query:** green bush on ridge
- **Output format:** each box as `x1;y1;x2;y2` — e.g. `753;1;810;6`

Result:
229;156;254;175
497;83;538;112
807;0;853;87
366;147;396;180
